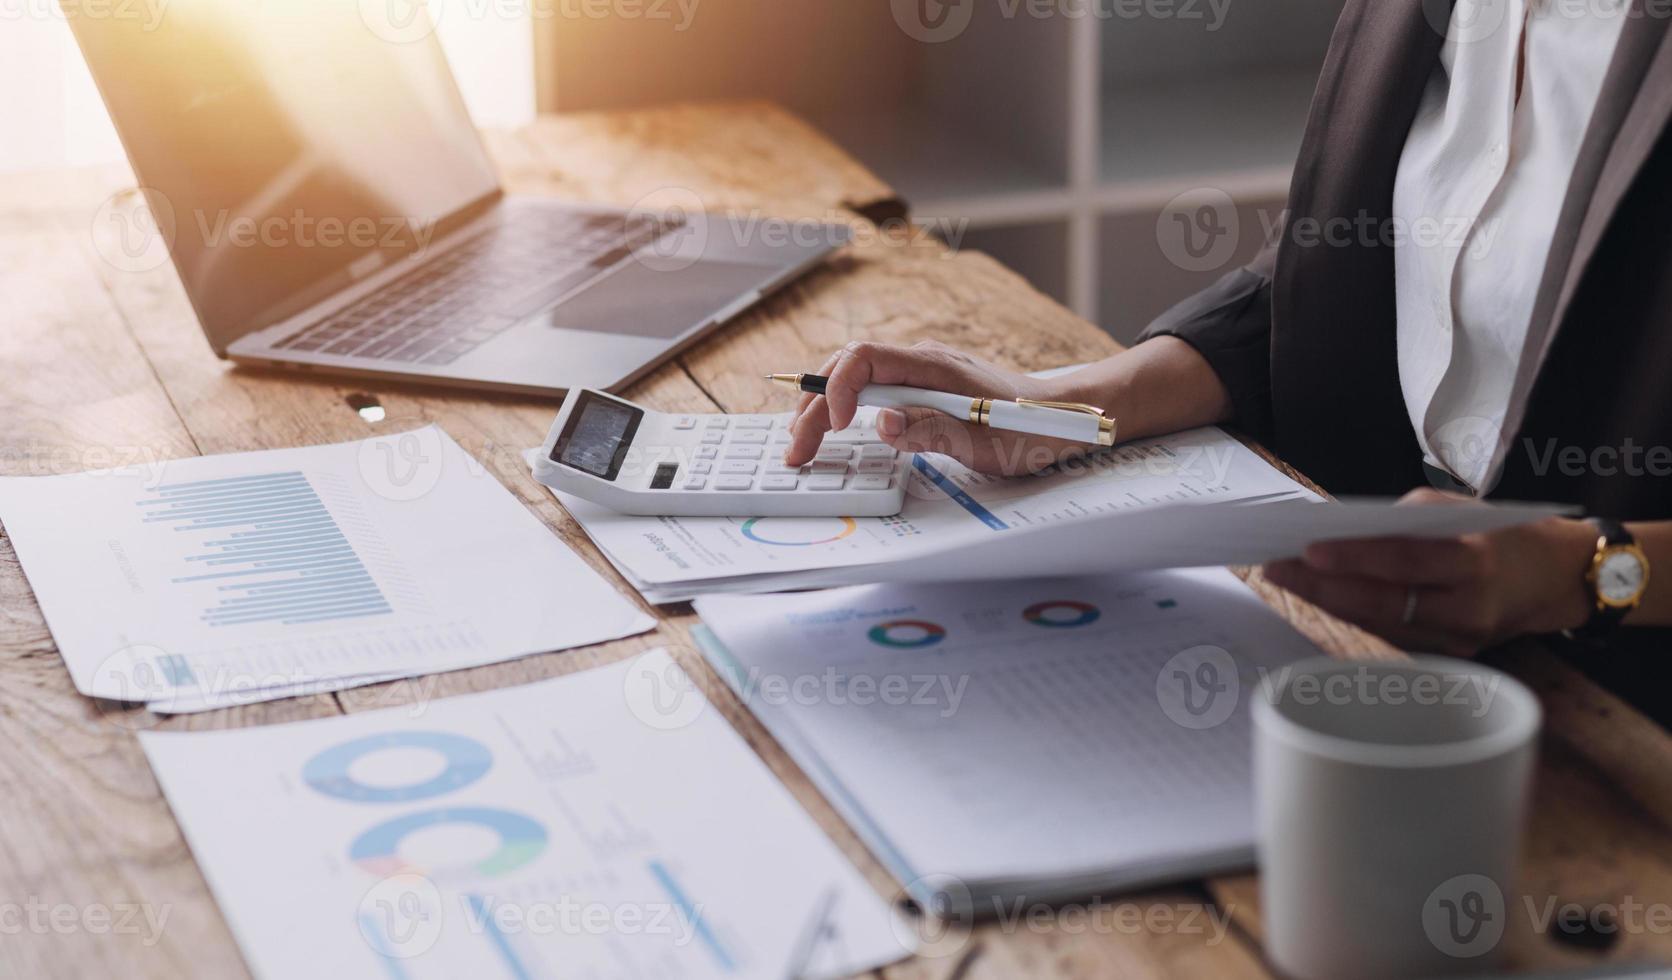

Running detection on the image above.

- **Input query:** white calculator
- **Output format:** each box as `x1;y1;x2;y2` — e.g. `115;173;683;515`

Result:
532;389;910;517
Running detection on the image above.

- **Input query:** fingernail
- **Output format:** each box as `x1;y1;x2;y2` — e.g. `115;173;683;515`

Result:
878;409;904;437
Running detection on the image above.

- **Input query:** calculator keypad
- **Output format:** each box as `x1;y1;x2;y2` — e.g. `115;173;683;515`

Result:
537;396;908;520
656;415;898;496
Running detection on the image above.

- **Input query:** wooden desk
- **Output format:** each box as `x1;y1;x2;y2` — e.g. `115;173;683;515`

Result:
3;102;1671;979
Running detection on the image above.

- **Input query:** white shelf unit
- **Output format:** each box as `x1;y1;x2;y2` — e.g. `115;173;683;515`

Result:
536;0;1343;343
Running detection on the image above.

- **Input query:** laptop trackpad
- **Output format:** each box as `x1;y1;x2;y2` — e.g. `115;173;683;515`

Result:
542;259;774;339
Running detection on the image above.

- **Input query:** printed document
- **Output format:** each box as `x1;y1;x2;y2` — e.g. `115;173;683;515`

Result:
140;651;910;979
694;569;1325;909
0;426;652;711
545;422;1313;602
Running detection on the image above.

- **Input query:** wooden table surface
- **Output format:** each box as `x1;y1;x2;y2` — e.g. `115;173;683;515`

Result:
3;102;1672;980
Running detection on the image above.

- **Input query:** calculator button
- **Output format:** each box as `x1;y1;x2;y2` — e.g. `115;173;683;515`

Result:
705;417;729;429
810;460;849;474
689;461;713;475
715;475;754;490
851;474;893;491
764;462;804;475
720;460;758;475
735;416;773;429
806;474;847;491
700;431;724;445
723;446;764;460
730;431;768;445
760;474;799;491
822;431;863;445
681;476;707;490
859;444;895;458
815;445;854;460
673;416;698;430
695;446;719;460
771;430;790;444
857;458;894;474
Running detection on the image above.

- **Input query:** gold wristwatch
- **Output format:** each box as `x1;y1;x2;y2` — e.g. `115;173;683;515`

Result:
1570;518;1650;642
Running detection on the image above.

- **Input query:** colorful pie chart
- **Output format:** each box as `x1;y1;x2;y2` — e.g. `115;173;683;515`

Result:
867;619;947;648
350;807;548;881
303;731;492;803
740;516;857;547
1023;600;1101;628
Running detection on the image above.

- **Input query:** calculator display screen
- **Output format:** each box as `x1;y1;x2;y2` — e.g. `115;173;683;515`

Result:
553;392;642;481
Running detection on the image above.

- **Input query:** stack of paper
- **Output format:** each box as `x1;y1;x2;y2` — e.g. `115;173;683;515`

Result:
540;421;1316;603
142;651;913;978
0;426;653;712
691;569;1321;911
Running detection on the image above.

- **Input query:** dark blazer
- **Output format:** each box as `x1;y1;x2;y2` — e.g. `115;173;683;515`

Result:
1139;0;1672;716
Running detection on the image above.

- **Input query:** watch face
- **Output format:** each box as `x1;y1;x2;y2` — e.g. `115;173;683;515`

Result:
1597;549;1647;606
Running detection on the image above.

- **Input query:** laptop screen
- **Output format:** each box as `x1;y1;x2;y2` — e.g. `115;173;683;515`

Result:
67;0;502;349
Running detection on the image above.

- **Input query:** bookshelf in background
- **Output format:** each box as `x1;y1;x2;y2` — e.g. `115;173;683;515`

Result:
538;0;1344;344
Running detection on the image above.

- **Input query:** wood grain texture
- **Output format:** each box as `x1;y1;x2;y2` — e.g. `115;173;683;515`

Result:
1;101;1668;979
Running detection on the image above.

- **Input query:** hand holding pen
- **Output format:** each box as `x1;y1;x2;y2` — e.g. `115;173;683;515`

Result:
777;341;1117;475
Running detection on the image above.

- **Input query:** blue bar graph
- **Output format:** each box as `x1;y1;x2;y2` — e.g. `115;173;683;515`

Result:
138;471;393;628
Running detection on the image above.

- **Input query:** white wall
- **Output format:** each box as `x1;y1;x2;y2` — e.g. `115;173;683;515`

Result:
0;2;534;174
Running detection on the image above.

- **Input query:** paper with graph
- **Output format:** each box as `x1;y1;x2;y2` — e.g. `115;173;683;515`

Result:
0;426;651;711
544;421;1314;602
139;652;910;979
693;568;1324;909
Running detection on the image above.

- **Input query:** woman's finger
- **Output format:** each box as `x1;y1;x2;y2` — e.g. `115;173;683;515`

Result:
784;394;834;465
880;407;1087;475
823;342;997;433
1262;561;1409;628
1301;536;1487;587
795;350;845;418
1263;561;1495;655
880;407;984;461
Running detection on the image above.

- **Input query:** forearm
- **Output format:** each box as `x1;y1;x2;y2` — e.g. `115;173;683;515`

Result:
1046;336;1236;443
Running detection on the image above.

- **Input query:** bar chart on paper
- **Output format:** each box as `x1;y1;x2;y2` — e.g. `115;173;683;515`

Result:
139;471;396;628
0;427;656;709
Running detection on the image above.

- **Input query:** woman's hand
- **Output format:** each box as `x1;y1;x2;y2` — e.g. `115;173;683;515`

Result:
1261;488;1600;657
782;340;1094;475
782;335;1234;475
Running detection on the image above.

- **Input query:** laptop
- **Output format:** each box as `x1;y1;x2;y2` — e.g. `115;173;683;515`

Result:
66;1;847;395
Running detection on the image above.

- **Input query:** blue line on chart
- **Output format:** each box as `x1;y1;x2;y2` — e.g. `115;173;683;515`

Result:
911;455;1008;530
648;859;736;972
465;895;534;980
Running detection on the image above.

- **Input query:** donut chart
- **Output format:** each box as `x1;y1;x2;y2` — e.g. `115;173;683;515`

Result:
350;807;548;880
867;619;947;649
739;516;857;547
1022;600;1101;629
303;731;492;803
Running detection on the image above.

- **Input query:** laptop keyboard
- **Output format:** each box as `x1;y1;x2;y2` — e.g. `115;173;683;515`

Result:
273;209;668;366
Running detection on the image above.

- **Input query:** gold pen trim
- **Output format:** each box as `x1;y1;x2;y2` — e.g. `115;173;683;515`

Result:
1015;398;1118;447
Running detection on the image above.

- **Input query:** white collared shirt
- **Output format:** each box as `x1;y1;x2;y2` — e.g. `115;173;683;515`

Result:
1393;0;1628;492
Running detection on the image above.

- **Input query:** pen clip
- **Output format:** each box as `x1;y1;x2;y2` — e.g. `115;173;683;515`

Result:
1015;398;1108;417
1014;399;1117;447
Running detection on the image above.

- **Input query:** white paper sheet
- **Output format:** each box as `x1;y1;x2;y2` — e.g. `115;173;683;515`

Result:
693;569;1323;906
539;422;1314;602
0;426;653;711
783;495;1572;589
140;651;911;980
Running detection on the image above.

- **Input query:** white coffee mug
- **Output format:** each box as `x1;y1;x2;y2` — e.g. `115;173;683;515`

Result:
1253;656;1541;979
